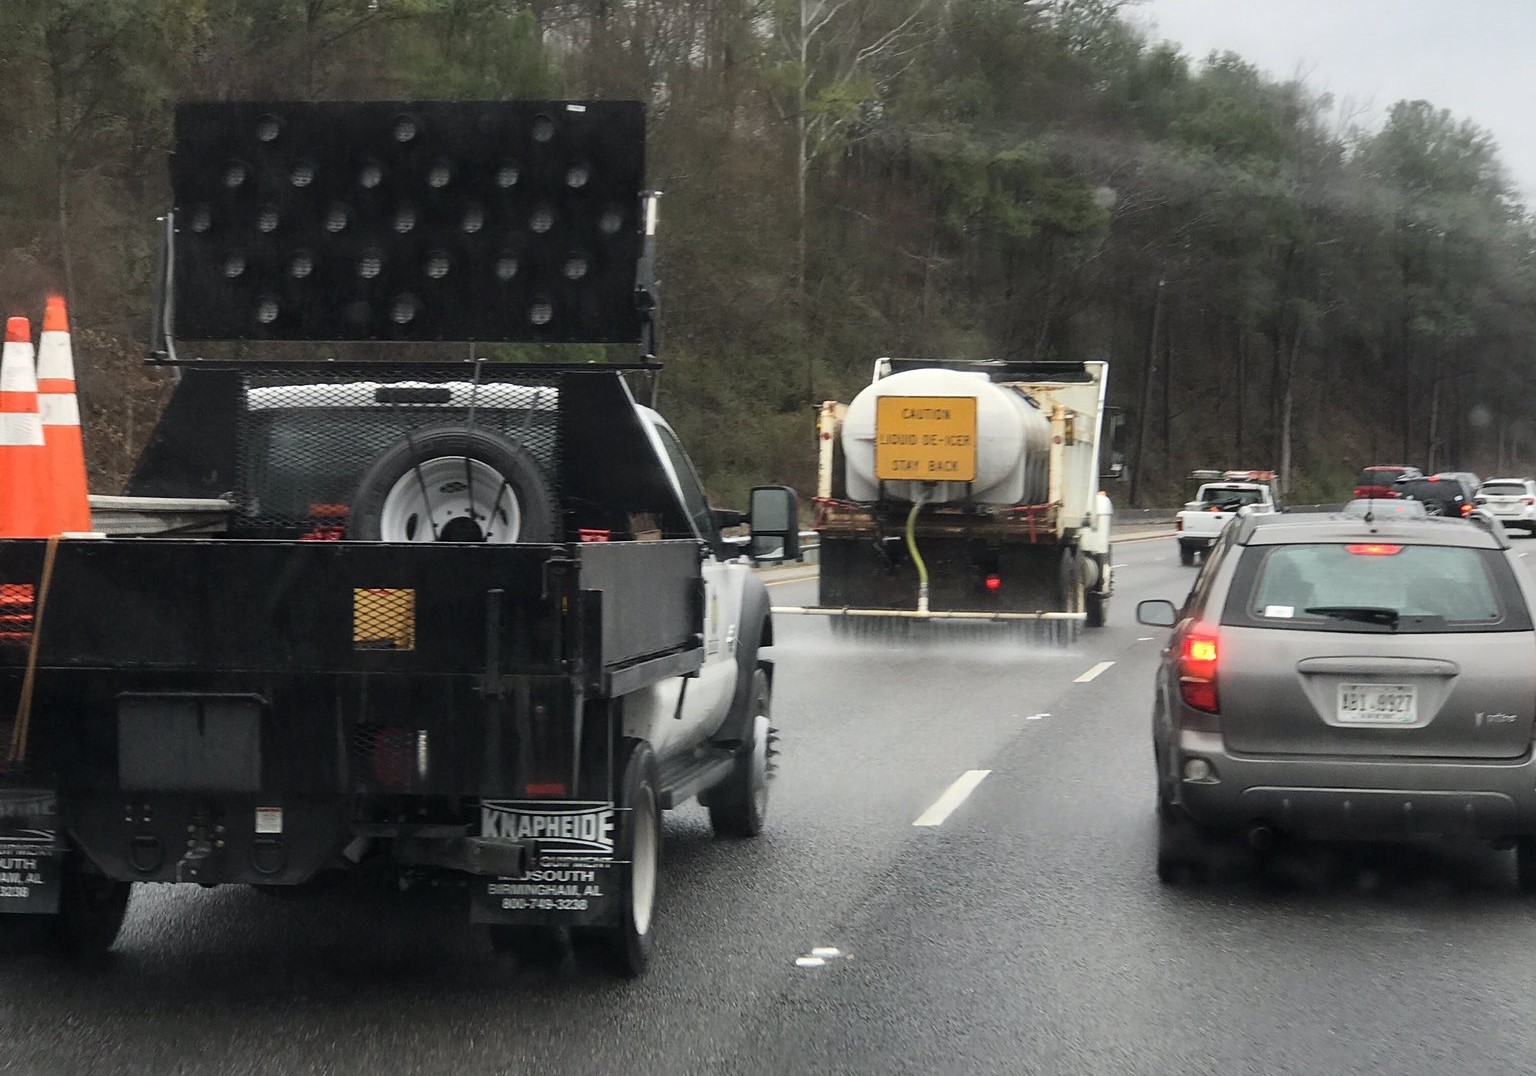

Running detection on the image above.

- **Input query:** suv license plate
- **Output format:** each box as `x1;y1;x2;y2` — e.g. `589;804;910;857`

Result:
1337;683;1417;725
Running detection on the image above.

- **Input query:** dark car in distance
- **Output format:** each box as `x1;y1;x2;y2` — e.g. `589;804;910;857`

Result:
1393;473;1479;518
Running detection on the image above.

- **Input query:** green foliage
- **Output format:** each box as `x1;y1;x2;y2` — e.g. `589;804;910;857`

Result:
0;0;1533;503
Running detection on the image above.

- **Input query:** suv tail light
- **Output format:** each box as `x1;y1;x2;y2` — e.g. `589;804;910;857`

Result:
1460;503;1473;517
1524;497;1534;506
1178;627;1219;713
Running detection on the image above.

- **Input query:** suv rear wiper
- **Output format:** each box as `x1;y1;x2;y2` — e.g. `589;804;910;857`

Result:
1304;605;1401;629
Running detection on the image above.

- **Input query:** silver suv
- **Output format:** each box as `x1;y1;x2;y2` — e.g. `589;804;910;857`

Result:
1138;512;1536;884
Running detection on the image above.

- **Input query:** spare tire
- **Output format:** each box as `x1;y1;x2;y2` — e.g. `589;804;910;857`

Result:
347;425;558;543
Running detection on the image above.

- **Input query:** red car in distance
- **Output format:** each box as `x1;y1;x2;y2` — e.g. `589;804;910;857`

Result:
1353;465;1423;499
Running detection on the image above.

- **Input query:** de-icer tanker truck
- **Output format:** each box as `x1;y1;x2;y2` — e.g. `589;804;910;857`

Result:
779;358;1115;637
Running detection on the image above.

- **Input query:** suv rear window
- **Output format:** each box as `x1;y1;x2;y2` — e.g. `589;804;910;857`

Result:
1222;543;1531;634
1481;482;1528;497
1356;468;1407;487
1393;477;1468;501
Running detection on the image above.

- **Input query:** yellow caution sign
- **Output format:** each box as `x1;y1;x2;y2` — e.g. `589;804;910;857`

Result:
875;396;977;482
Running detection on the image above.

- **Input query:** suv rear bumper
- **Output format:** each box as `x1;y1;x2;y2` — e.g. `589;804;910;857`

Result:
1481;508;1536;529
1173;728;1536;839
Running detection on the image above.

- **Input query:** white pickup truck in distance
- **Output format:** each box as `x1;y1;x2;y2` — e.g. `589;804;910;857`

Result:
1175;471;1279;565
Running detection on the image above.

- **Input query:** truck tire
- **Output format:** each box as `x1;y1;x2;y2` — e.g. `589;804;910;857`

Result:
1084;552;1109;628
707;668;772;838
347;425;558;543
51;869;131;958
1085;590;1108;628
1058;549;1085;613
580;739;660;978
1179;543;1195;567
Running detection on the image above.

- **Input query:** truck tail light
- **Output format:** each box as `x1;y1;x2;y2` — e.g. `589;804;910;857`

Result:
1178;628;1219;713
983;574;1002;592
1175;517;1183;532
1460;503;1473;517
300;502;349;541
0;584;35;644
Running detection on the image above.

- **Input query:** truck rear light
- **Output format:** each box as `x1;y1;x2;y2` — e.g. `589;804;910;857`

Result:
1460;503;1473;517
300;502;349;541
1175;517;1183;531
983;574;1002;592
1178;628;1219;713
525;781;568;796
0;584;34;644
370;728;418;788
1345;543;1403;556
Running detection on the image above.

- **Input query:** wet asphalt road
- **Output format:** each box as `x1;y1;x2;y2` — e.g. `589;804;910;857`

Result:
6;535;1536;1074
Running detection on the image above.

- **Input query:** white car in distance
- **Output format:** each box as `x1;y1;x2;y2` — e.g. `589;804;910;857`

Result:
1475;478;1536;535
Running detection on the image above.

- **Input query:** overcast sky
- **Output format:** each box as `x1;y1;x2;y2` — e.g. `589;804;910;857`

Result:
1126;0;1536;200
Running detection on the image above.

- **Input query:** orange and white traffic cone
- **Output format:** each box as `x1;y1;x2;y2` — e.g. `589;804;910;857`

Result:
36;295;89;533
0;316;48;538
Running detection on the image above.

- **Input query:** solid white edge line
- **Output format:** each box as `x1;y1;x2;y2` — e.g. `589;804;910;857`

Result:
913;769;992;827
1074;660;1115;683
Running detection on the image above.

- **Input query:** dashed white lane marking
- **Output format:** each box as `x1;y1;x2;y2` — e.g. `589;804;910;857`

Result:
1074;660;1115;683
1026;712;1049;721
1137;636;1154;642
913;769;992;827
795;945;850;968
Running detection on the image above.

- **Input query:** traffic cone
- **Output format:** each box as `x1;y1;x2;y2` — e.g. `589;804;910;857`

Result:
36;296;89;533
0;317;48;538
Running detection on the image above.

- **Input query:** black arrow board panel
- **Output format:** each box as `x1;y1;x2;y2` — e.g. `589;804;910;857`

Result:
171;101;646;343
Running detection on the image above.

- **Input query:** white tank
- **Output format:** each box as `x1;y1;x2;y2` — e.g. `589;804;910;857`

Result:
841;368;1052;505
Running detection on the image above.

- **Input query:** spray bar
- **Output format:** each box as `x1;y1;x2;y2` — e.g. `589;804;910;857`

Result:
769;606;1087;622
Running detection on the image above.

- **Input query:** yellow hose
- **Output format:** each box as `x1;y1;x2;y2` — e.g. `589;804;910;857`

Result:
905;493;929;615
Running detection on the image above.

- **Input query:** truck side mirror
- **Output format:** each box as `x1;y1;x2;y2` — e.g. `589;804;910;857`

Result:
747;485;799;563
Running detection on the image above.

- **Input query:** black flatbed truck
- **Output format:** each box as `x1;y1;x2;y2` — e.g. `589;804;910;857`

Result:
0;100;797;976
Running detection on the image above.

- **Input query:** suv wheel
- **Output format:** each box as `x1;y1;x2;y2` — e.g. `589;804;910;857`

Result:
1156;806;1210;885
1516;838;1536;892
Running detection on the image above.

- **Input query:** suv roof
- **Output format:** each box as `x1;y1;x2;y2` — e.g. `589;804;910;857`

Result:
1233;512;1508;549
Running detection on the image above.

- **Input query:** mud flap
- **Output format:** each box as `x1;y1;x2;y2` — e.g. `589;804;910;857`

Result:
469;799;625;928
0;789;63;915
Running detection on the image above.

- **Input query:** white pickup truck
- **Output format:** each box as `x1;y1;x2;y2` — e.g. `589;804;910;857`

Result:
1175;470;1279;565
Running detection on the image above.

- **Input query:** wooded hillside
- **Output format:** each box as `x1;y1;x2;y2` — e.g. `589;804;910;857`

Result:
2;0;1531;506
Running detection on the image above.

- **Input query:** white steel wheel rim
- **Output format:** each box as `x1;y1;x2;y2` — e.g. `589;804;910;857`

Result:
631;792;658;936
378;456;522;542
749;712;770;819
